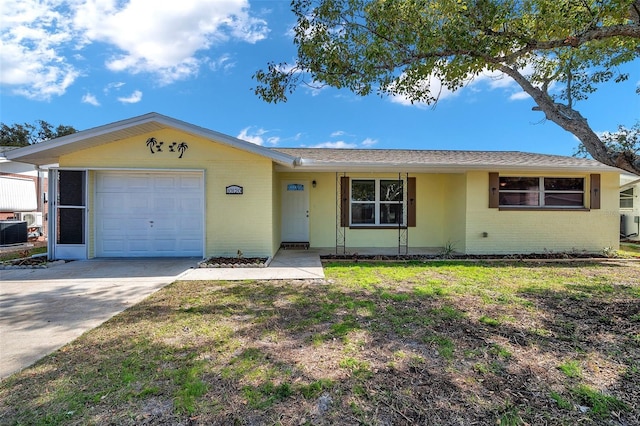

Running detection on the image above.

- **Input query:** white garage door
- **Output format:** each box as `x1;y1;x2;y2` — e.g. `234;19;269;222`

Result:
96;171;204;257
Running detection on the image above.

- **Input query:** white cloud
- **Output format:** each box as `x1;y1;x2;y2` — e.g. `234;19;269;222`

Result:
509;91;530;101
82;92;100;106
103;81;125;94
389;74;459;108
117;90;142;104
389;65;537;108
312;141;357;148
237;127;268;145
1;0;269;99
331;130;346;137
73;0;268;84
266;136;280;145
361;138;377;147
209;54;236;72
0;0;80;100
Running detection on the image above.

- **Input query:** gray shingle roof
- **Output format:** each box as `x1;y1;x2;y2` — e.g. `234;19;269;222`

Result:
272;148;616;172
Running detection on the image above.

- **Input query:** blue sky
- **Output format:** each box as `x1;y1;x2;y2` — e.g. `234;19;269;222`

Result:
1;0;638;157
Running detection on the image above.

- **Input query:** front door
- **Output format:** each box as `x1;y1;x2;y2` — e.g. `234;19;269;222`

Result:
281;181;309;242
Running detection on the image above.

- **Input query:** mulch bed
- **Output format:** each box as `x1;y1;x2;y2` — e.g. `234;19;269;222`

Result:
198;256;269;268
321;252;609;261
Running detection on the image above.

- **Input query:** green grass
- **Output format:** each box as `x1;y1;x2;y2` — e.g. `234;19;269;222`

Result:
571;384;630;418
550;391;573;410
619;243;640;258
0;245;47;262
424;334;455;360
242;381;292;409
479;315;501;326
557;360;582;378
1;261;638;425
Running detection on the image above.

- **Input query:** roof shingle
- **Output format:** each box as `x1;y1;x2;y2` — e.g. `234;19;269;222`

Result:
271;148;615;172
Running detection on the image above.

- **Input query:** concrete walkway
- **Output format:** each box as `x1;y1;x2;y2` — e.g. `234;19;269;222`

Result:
0;258;197;380
180;248;325;281
0;250;323;379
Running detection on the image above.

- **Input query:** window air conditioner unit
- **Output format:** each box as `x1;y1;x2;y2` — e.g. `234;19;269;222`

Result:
17;212;43;227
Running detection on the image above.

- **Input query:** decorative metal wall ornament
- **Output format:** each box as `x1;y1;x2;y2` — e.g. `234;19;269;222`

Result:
145;137;189;158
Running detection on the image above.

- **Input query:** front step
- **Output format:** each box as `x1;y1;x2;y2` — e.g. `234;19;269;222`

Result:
280;242;310;250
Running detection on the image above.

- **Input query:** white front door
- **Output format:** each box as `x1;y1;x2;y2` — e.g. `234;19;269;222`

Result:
281;181;309;242
95;171;204;257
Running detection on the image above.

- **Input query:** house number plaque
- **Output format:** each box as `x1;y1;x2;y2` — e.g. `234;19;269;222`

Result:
226;185;243;195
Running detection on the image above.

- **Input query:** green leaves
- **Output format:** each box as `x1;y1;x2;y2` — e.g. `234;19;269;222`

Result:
254;0;638;104
253;0;640;173
0;120;77;147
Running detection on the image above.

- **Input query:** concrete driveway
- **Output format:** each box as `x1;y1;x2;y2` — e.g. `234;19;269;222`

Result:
0;258;197;380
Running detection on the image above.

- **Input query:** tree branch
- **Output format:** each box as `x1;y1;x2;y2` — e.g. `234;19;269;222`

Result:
498;64;640;174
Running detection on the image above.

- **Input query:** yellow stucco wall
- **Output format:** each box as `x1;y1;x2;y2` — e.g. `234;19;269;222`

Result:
442;173;467;253
276;170;619;254
59;128;275;257
463;171;620;254
276;172;461;249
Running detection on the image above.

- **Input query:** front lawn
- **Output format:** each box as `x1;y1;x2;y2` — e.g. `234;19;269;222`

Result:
1;261;639;425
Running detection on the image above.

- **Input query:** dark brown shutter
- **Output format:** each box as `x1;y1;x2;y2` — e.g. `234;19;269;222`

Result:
407;177;416;227
590;174;601;209
489;172;499;208
340;176;349;227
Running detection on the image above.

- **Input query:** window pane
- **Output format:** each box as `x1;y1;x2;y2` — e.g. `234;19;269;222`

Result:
59;170;85;206
500;192;539;206
380;180;403;202
57;208;85;244
352;180;375;201
380;203;403;224
544;178;584;191
620;188;634;209
500;177;539;190
352;203;375;224
545;193;584;207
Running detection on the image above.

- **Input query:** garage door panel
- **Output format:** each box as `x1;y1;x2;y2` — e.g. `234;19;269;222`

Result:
153;197;176;212
99;193;126;210
179;240;203;252
101;218;123;232
128;175;152;191
101;239;126;254
96;172;203;257
181;176;202;189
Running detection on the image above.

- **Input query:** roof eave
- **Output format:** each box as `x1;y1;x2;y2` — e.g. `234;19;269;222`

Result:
5;112;298;167
279;159;620;174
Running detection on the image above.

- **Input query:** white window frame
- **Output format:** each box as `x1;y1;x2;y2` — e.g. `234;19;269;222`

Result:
350;178;406;227
620;187;634;209
499;177;585;208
